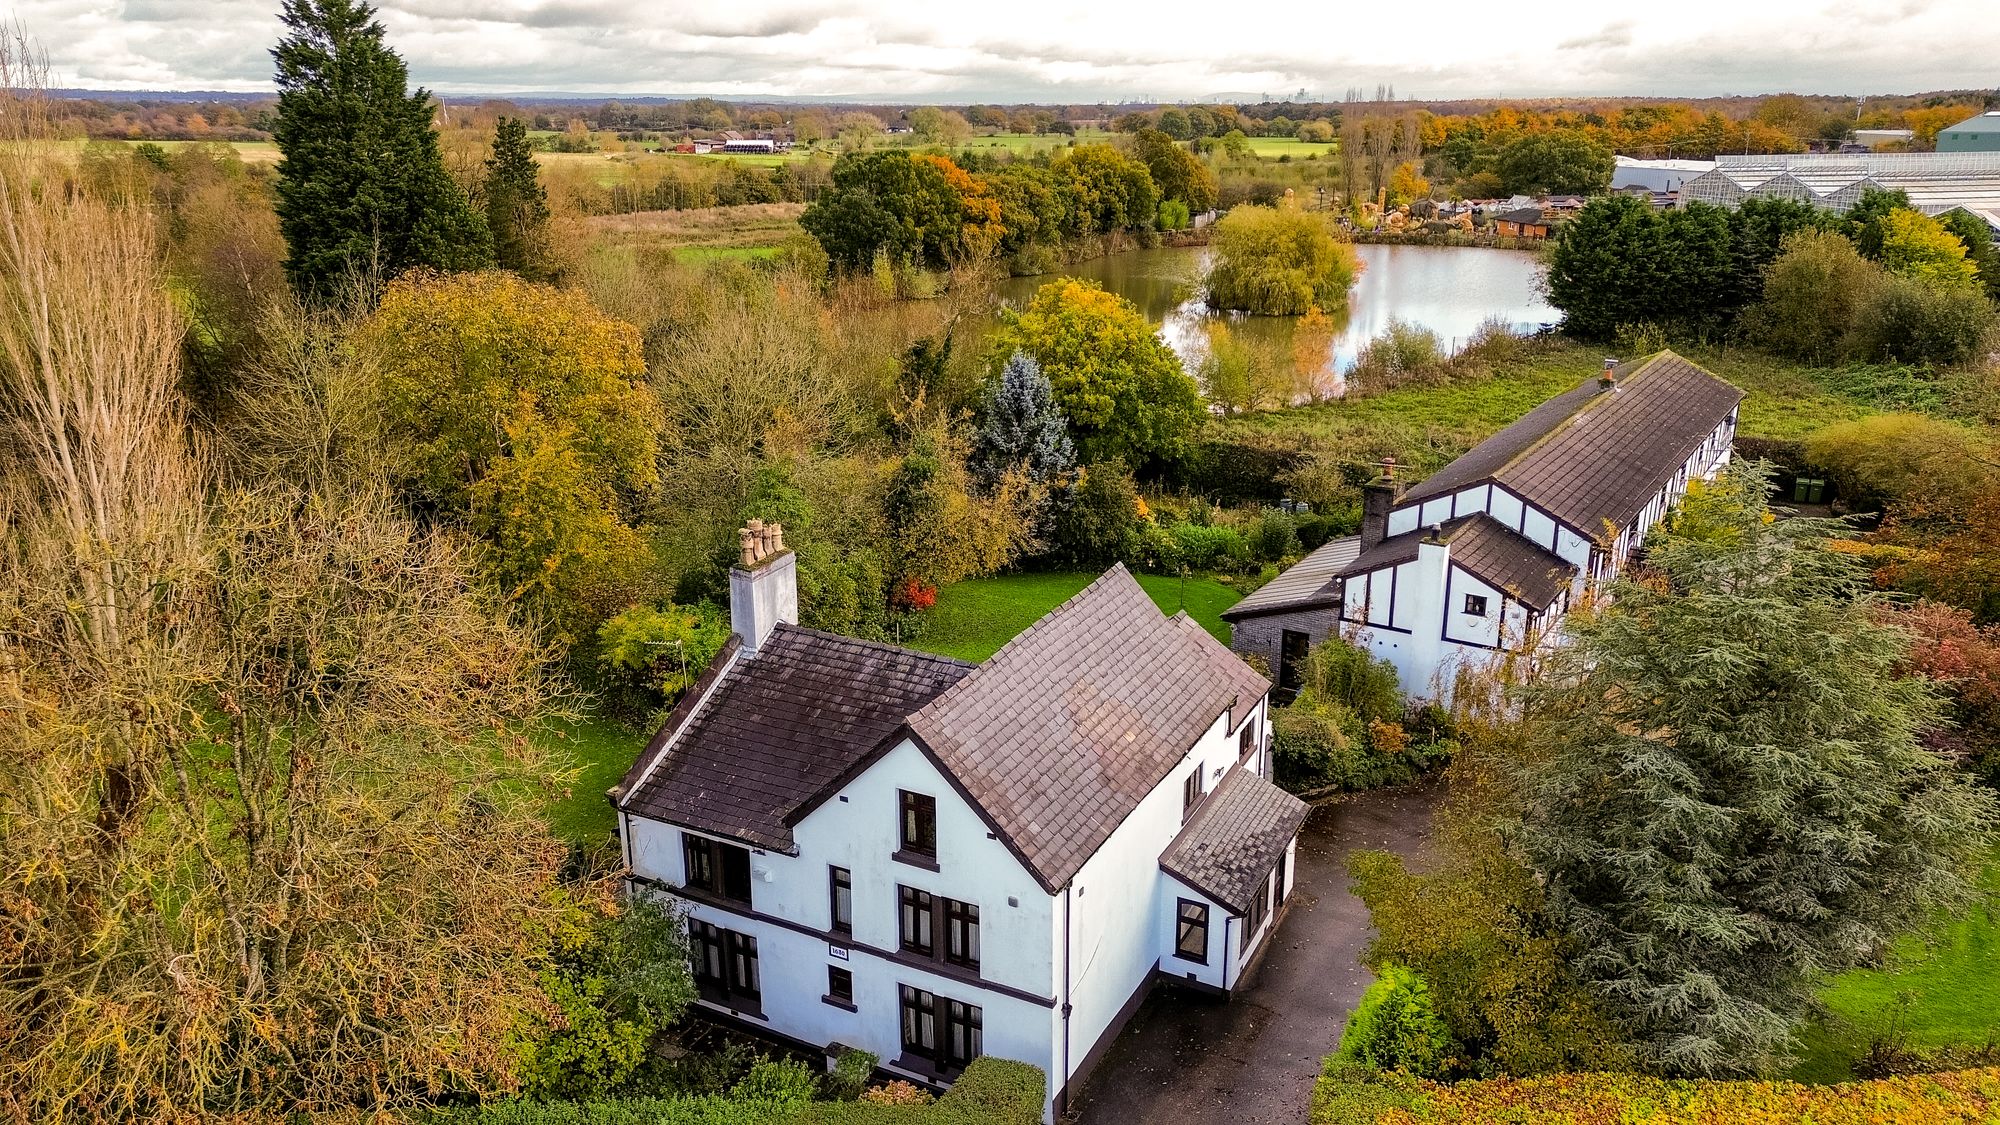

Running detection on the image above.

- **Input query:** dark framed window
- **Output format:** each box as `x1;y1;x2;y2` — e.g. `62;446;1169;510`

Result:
683;833;752;905
1240;872;1271;953
944;899;981;971
1182;768;1205;820
1175;899;1209;964
826;965;853;1005
1275;847;1291;906
1463;593;1488;616
899;790;937;858
898;885;935;956
690;919;759;1007
829;866;853;936
944;998;983;1070
900;985;980;1073
899;984;936;1059
1239;721;1257;760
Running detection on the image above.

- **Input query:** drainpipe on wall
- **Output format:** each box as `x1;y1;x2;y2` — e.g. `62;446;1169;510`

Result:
1060;884;1073;1110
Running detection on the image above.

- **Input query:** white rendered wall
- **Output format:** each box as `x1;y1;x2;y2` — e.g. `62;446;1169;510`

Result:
1060;700;1266;1091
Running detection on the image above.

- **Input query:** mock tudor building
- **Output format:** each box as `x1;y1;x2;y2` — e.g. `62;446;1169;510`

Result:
1225;350;1742;699
611;521;1305;1119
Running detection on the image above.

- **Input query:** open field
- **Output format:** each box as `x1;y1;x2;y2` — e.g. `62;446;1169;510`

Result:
584;201;803;257
1243;136;1338;159
911;570;1245;663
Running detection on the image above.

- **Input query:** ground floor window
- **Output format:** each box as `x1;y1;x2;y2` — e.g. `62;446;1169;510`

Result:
1240;872;1272;954
899;985;981;1073
1175;899;1209;964
690;919;760;1008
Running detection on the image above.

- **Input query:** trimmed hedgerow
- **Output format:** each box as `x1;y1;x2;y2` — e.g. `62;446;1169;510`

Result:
425;1058;1044;1125
1311;1065;2000;1124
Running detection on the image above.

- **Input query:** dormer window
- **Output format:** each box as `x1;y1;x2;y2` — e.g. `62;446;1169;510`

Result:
899;790;937;861
683;833;752;906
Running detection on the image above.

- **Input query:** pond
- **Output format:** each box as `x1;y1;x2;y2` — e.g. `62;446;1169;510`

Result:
990;243;1560;395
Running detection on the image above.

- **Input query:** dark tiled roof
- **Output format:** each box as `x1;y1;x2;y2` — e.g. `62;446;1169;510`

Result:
1159;767;1308;914
1221;535;1361;621
908;566;1270;891
1333;515;1575;611
618;626;972;850
1496;206;1545;224
1397;351;1741;539
1446;515;1577;611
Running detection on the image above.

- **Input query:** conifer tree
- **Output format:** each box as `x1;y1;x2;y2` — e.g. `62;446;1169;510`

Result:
974;351;1075;486
271;0;490;299
483;116;552;280
1512;465;1998;1078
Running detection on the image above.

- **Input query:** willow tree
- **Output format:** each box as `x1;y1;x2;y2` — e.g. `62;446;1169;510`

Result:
1511;466;1998;1077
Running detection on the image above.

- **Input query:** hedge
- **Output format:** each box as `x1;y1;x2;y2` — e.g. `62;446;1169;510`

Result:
1312;1066;2000;1124
426;1058;1045;1125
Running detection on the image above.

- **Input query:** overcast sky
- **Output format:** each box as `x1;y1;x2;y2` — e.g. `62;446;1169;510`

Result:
24;0;2000;101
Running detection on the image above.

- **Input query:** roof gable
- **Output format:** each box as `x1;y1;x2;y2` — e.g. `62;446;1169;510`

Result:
907;566;1270;891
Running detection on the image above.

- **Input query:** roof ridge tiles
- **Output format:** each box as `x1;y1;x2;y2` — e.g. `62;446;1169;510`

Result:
766;622;976;670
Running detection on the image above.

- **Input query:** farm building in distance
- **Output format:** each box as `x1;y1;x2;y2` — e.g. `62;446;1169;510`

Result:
1938;111;2000;153
1678;151;2000;232
1611;155;1714;194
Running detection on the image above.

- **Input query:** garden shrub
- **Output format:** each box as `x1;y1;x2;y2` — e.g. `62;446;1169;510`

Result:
1271;638;1453;792
730;1059;819;1105
595;602;731;722
1249;508;1301;562
1845;273;1995;367
1167;521;1250;572
824;1049;878;1101
1043;460;1142;568
1345;320;1449;396
1329;964;1457;1078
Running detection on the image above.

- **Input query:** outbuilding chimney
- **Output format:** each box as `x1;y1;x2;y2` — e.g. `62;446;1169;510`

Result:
730;518;797;655
1600;356;1620;389
1360;456;1398;550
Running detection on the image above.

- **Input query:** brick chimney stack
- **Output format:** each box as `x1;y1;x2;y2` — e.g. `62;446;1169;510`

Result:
1360;457;1398;550
730;519;797;654
1600;356;1620;389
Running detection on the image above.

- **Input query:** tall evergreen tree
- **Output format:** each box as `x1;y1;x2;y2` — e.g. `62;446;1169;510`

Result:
1511;466;1998;1078
483;116;552;280
271;0;490;299
974;351;1075;487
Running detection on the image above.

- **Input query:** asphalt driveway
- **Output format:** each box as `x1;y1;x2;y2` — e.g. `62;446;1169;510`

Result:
1067;782;1440;1125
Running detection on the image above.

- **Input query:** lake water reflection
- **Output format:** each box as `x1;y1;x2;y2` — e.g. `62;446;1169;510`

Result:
991;243;1560;395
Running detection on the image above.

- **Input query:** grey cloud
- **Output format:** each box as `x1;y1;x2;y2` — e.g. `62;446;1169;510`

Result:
1558;20;1634;51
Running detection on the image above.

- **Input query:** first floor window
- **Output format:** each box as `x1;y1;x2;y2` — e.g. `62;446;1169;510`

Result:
899;885;934;957
1175;899;1209;964
944;898;981;971
683;833;752;905
827;965;853;1005
1182;768;1204;820
1239;721;1258;760
1463;593;1489;616
900;985;980;1072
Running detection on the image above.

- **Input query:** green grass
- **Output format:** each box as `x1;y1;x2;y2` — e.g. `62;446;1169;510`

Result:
909;570;1246;663
533;713;647;845
1242;136;1338;159
1791;852;2000;1081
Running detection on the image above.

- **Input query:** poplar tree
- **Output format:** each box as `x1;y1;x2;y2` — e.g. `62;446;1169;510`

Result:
484;116;552;279
1511;466;1998;1078
271;0;490;299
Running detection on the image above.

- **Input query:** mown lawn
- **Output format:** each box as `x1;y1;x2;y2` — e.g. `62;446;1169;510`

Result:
534;713;646;846
1792;851;2000;1081
909;570;1246;663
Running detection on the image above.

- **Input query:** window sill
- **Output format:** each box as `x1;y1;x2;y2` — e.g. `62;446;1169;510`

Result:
676;883;753;911
1171;951;1209;967
892;849;940;872
821;994;857;1012
891;1053;962;1084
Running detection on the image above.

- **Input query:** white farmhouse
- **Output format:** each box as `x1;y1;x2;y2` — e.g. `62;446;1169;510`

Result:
611;532;1303;1120
1225;351;1742;700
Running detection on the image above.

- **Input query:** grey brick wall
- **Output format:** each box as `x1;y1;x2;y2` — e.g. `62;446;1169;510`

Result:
1229;608;1343;674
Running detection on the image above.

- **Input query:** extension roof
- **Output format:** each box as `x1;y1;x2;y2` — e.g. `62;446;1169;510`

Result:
1333;514;1577;611
618;566;1271;893
1159;767;1309;915
1396;350;1741;539
1220;535;1361;622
